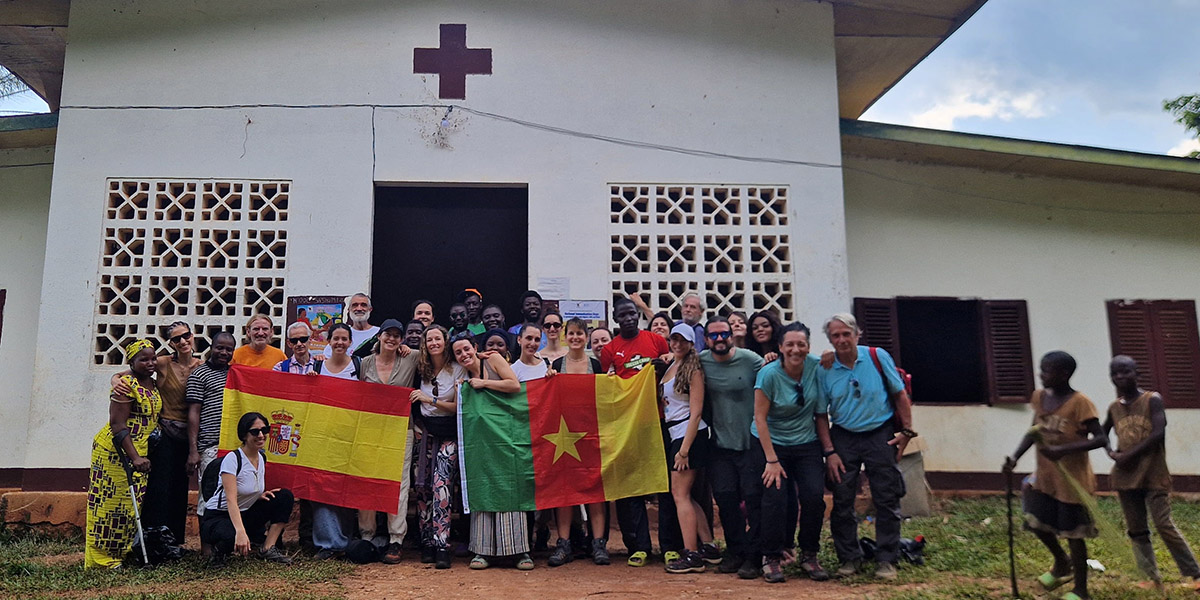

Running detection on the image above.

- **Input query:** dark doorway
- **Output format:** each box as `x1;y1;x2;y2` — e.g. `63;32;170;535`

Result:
371;185;528;329
895;298;988;404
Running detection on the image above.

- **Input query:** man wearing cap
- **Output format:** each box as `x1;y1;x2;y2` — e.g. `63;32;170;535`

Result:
458;289;487;335
324;293;379;358
356;318;420;563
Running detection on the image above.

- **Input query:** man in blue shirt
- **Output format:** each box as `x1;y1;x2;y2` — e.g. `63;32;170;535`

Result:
821;313;916;580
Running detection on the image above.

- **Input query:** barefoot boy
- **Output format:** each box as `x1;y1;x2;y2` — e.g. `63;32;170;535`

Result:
1003;351;1108;600
1103;355;1200;589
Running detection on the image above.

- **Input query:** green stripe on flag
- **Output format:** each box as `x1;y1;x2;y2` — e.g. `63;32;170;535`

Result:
461;384;536;512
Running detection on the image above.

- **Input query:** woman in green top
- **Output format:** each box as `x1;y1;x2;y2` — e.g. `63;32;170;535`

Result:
749;322;831;584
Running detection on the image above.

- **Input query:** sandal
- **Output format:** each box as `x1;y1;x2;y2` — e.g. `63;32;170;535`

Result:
1038;571;1074;590
516;553;535;570
469;555;490;570
627;550;648;567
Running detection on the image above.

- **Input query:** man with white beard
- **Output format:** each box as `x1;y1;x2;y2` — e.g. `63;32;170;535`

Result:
324;293;380;358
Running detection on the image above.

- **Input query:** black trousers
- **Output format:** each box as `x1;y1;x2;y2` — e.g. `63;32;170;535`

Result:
829;424;904;564
142;432;190;543
200;489;295;554
747;440;826;557
614;496;652;553
708;447;755;558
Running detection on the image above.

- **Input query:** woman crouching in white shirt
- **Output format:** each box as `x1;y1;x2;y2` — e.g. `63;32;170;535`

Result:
199;411;295;566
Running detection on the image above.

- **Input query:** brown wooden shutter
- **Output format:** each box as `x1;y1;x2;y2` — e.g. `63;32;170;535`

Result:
981;300;1034;404
1109;300;1200;408
852;297;901;367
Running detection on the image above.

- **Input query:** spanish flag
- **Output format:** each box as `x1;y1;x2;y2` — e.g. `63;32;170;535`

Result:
459;368;668;512
220;365;411;513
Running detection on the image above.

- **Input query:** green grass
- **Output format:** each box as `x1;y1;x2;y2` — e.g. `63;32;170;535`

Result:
0;527;351;600
828;495;1200;599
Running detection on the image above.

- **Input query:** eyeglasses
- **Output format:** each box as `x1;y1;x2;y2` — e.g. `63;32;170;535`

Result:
544;322;562;329
169;331;193;344
288;336;310;344
794;381;807;408
706;331;731;340
450;332;474;343
248;427;271;437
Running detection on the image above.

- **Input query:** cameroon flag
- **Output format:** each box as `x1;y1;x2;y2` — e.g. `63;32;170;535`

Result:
220;365;411;513
459;368;668;512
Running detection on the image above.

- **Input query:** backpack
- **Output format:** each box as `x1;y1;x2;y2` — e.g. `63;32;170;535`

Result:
868;346;912;399
200;448;266;510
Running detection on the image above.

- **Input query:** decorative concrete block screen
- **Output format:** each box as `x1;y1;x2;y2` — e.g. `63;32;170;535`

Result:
609;185;794;322
93;179;289;365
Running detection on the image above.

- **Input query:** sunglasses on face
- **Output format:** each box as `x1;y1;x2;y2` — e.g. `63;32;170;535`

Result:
544;322;562;329
706;331;731;340
248;427;271;437
169;331;193;344
288;336;310;344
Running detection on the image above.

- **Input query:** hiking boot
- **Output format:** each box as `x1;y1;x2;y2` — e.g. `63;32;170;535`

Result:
381;542;403;565
665;550;706;574
663;550;681;564
591;538;611;565
718;554;744;574
699;543;723;565
548;539;573;567
762;556;785;583
259;546;293;565
208;549;229;570
435;548;452;569
737;556;761;579
836;559;861;577
874;561;898;580
799;552;830;581
420;546;436;564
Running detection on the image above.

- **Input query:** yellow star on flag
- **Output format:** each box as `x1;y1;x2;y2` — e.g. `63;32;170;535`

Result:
542;416;586;463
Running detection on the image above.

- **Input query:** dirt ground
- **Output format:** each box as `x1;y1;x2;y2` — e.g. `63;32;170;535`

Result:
340;559;892;600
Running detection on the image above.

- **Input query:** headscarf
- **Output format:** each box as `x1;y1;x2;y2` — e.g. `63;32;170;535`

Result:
478;328;512;358
125;339;155;362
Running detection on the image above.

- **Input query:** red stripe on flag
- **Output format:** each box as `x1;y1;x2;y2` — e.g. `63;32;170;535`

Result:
527;374;605;509
265;462;402;513
226;365;412;417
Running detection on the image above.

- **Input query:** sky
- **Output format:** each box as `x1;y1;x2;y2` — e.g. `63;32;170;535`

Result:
862;0;1200;157
2;0;1198;156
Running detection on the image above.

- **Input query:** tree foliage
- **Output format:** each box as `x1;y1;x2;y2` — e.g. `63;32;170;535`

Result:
1;66;30;98
1164;93;1200;158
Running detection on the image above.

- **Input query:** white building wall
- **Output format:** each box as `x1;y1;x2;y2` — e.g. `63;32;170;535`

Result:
844;154;1200;477
0;146;53;470
28;0;847;469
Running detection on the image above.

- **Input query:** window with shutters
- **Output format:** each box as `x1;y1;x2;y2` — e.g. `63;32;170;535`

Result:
1106;300;1200;409
853;297;1034;404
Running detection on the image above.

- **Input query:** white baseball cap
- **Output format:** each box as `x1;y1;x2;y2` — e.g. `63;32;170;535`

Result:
670;322;695;343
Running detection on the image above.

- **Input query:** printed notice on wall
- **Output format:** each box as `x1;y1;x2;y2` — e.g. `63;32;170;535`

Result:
537;277;570;301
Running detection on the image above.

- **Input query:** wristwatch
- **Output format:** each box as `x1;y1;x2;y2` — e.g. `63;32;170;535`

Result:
822;449;837;458
899;428;918;439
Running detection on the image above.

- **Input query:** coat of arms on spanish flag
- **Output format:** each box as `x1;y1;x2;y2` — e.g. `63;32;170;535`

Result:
220;365;412;513
459;368;668;512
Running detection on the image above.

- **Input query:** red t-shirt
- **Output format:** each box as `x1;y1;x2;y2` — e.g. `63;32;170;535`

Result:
600;331;669;379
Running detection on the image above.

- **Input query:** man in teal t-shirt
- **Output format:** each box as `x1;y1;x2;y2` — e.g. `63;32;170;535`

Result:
698;316;763;577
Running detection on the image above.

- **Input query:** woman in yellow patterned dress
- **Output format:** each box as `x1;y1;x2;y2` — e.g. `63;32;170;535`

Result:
85;339;162;568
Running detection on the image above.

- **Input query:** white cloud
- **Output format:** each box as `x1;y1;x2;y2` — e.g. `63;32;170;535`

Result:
906;75;1048;130
1166;137;1200;157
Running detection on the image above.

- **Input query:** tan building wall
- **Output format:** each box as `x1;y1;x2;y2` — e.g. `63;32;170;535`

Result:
843;152;1200;480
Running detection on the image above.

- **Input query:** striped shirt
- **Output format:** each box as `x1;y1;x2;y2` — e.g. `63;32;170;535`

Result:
186;361;230;450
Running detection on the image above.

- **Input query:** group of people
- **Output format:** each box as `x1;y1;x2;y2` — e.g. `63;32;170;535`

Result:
83;287;1196;597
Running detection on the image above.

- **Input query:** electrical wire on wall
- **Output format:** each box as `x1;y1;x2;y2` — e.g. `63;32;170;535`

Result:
37;101;1200;216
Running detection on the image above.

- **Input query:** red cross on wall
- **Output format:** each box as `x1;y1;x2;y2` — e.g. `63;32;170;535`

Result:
413;24;493;100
